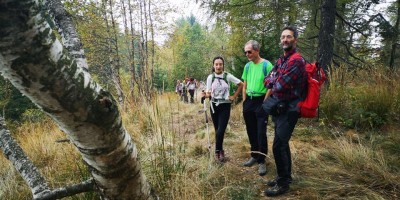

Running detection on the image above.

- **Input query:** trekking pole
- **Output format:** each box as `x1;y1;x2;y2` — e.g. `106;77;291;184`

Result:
201;96;211;150
201;95;213;169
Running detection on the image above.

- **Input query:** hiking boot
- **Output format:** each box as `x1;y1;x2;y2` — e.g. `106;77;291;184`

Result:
215;152;220;161
266;179;277;187
266;178;292;187
264;185;289;197
243;157;257;167
258;163;267;176
218;150;225;162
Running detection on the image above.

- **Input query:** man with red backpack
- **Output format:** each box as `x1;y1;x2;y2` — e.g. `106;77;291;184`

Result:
262;26;308;197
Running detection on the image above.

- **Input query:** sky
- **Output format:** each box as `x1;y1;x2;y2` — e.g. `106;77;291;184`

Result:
166;0;208;24
154;0;209;44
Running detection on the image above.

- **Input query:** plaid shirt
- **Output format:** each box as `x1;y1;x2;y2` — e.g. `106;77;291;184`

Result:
264;49;307;101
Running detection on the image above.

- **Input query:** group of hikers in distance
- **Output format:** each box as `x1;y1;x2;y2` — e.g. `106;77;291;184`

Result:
197;25;309;197
175;77;201;103
175;77;198;103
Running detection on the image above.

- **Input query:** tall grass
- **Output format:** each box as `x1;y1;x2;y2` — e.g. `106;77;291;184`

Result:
295;137;399;200
0;118;96;199
1;67;399;199
320;66;399;130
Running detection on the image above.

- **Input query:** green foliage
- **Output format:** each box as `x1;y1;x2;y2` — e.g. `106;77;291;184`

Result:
226;185;257;200
21;109;46;123
153;67;170;91
320;67;398;130
0;76;37;121
170;16;211;81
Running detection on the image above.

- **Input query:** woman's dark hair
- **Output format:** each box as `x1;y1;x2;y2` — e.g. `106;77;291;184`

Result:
212;56;224;72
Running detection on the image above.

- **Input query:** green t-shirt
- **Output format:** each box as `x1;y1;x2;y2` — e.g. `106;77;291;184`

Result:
241;60;273;97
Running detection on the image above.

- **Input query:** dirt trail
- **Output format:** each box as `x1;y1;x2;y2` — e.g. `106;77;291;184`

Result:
172;91;302;199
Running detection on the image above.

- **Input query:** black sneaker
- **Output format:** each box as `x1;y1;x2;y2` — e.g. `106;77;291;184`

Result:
266;179;277;187
266;178;292;187
264;185;289;197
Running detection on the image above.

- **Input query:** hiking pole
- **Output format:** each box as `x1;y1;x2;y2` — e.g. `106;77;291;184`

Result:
200;95;213;168
200;95;211;150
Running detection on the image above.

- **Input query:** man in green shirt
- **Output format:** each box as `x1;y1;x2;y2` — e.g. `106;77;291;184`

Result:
241;40;273;176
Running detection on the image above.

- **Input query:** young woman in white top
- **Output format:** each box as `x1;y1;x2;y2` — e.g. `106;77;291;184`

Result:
202;56;243;162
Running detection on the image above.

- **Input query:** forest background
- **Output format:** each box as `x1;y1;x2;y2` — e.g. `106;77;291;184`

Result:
0;0;399;199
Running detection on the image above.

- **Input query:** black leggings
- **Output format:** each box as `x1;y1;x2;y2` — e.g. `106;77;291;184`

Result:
210;102;231;152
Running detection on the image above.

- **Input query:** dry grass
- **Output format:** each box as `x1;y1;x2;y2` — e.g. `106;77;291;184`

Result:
1;67;400;199
0;118;93;199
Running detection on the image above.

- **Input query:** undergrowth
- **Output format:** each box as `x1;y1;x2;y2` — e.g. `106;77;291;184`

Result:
1;67;399;199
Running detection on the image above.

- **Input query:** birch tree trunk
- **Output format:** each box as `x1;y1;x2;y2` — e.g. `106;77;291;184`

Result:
0;117;51;199
45;0;89;71
139;0;148;97
102;0;125;106
0;1;153;199
389;0;400;70
149;0;155;94
123;0;137;98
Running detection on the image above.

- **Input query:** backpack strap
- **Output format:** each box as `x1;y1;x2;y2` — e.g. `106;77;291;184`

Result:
245;60;272;76
212;72;228;84
223;72;228;83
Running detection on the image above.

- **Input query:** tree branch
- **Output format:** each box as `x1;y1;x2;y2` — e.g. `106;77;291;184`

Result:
333;35;365;63
332;53;359;68
35;179;95;200
227;0;260;7
0;116;51;198
335;11;368;38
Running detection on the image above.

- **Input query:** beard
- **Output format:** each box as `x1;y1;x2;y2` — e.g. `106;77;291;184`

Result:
282;42;294;51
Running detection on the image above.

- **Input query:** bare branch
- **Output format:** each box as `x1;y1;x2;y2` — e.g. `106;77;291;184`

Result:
335;11;368;38
333;36;365;63
0;117;51;198
332;53;359;68
35;179;95;200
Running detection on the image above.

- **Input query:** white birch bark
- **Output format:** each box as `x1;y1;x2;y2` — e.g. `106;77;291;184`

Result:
0;1;153;199
45;0;89;71
0;117;51;199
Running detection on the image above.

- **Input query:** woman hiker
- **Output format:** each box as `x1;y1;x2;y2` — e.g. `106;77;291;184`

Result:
202;56;243;162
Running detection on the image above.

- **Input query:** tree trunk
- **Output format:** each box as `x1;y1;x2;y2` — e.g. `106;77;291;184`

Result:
317;0;336;73
45;0;89;71
108;0;125;106
125;0;137;98
389;0;400;70
0;1;153;199
139;0;147;96
102;0;125;106
149;0;155;93
0;117;51;199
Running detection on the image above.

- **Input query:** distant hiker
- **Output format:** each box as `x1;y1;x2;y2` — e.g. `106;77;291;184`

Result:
175;80;183;96
241;40;273;176
202;56;243;162
181;78;189;103
263;26;307;197
187;77;197;103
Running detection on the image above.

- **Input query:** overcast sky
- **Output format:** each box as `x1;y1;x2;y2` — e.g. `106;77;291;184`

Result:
154;0;209;44
166;0;208;24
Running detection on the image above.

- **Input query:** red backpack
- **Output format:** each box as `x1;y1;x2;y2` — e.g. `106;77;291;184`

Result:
297;61;327;118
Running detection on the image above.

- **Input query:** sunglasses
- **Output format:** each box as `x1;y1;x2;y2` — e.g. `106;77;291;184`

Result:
245;51;253;55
